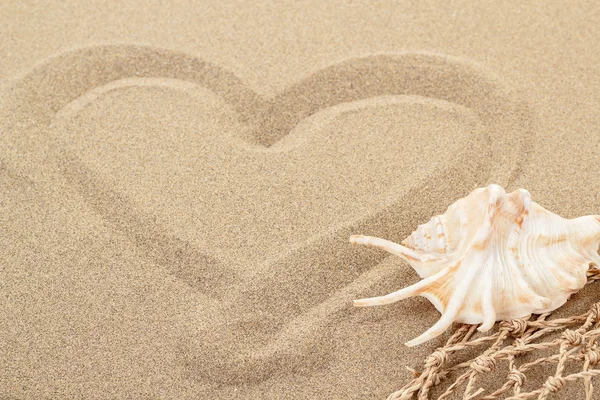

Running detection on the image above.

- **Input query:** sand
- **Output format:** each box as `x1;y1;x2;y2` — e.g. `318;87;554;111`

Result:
1;1;599;399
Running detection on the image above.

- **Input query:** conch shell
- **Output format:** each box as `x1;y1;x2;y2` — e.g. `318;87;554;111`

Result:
351;185;600;346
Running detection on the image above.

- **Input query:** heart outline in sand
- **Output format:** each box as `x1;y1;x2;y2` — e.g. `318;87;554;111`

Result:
2;44;532;385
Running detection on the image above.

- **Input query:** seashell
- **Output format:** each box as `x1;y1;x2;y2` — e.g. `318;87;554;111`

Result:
350;184;600;347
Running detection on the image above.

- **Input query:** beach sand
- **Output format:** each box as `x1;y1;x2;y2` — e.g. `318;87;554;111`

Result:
1;1;600;399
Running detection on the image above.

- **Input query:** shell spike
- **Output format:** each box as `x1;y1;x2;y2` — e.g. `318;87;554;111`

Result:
353;266;452;307
349;235;438;264
352;286;418;308
517;188;532;211
477;275;496;332
404;292;465;347
485;183;506;205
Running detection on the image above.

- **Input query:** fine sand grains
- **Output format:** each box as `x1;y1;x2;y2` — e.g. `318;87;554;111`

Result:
1;2;600;399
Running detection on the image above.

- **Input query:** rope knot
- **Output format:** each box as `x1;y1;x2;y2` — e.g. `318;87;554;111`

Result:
425;349;448;369
469;356;496;374
514;338;527;347
507;369;526;387
562;329;585;346
500;318;528;336
544;376;566;393
429;370;442;385
511;338;528;355
590;303;600;322
587;347;600;365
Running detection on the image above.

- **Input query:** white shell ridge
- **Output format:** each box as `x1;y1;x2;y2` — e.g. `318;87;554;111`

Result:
351;185;600;347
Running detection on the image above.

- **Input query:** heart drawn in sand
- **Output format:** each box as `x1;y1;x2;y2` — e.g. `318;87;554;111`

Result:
4;45;531;386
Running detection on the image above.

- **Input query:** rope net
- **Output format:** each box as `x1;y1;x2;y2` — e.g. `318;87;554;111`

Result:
390;269;600;400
